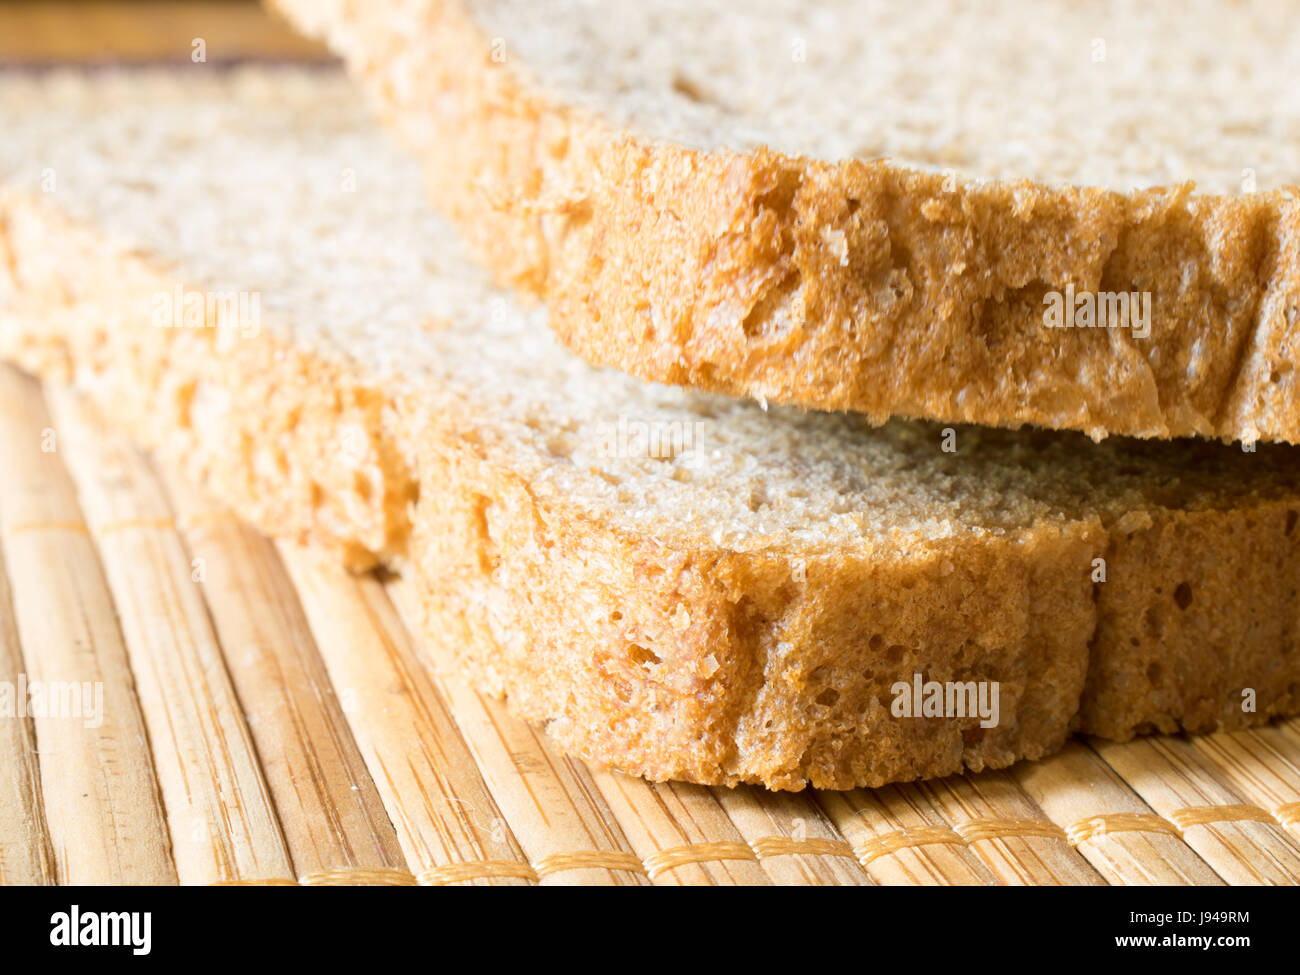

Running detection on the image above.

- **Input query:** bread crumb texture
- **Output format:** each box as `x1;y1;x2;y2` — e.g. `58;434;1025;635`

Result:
275;0;1300;444
3;69;1299;789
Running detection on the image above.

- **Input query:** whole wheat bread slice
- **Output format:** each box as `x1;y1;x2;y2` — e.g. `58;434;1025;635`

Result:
274;0;1300;445
3;68;1300;790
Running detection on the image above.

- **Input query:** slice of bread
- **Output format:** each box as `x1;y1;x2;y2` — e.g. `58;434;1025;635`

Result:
273;0;1300;444
3;68;1300;790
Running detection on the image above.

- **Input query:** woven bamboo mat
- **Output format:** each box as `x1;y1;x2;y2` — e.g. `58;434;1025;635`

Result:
3;365;1300;885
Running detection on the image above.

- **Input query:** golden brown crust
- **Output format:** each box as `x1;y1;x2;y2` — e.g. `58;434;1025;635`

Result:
278;0;1300;444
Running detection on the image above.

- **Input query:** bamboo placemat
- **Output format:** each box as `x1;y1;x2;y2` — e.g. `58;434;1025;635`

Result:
2;365;1300;885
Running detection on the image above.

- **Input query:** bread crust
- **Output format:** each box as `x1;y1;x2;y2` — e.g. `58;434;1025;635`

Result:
274;0;1300;444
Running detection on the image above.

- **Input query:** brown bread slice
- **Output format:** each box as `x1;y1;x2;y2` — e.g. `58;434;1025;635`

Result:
2;68;1298;789
274;0;1300;444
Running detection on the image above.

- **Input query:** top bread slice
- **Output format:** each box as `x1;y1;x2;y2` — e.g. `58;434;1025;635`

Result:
274;0;1300;444
3;68;1300;790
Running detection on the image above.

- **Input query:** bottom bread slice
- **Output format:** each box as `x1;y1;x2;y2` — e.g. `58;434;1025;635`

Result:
2;69;1299;789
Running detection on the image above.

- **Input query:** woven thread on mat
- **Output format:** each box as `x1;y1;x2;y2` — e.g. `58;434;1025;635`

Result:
955;817;1067;844
177;511;244;530
750;836;857;859
532;851;647;878
643;842;757;879
212;870;420;886
418;861;539;885
853;825;965;865
1168;804;1276;830
7;517;187;537
97;517;176;535
4;519;90;535
6;514;231;538
300;868;418;886
1066;813;1181;845
1274;802;1300;828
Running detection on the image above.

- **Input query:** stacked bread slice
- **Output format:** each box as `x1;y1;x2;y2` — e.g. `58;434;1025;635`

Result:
274;0;1300;444
3;2;1300;790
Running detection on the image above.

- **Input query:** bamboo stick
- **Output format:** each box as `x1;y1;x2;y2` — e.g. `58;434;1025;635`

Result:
278;543;534;885
387;576;650;885
0;547;53;885
911;771;1105;884
0;370;174;884
1187;727;1300;842
1091;735;1300;884
816;787;998;885
1013;741;1222;885
161;469;408;884
588;771;772;885
711;786;874;885
45;386;292;884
